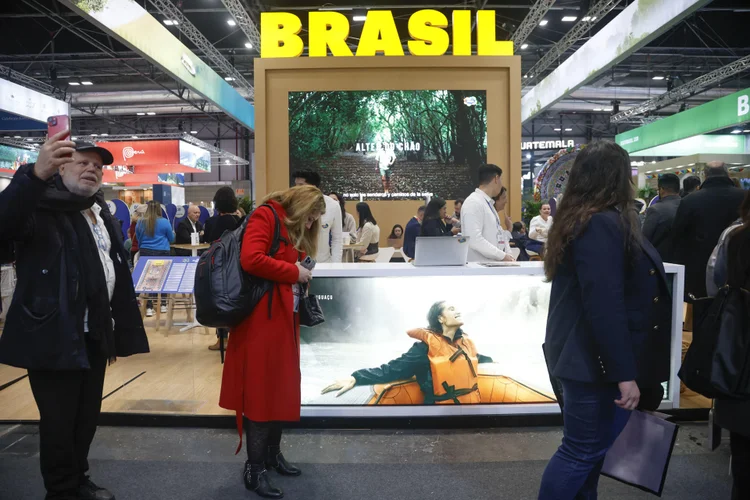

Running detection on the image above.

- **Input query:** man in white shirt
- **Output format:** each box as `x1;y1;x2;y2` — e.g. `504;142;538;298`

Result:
461;164;515;262
293;171;343;263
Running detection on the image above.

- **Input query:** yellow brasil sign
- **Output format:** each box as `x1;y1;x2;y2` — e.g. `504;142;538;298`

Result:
260;10;515;58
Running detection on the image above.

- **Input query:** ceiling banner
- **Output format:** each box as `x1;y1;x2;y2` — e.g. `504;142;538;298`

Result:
60;0;254;130
0;77;69;124
96;140;211;173
617;88;750;154
521;0;711;123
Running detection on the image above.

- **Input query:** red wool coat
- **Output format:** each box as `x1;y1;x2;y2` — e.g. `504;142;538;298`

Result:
219;200;303;443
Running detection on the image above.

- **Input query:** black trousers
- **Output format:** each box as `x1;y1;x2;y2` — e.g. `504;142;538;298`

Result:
731;432;750;500
28;341;107;500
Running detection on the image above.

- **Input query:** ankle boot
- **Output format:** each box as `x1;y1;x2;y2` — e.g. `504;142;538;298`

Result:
266;446;302;476
244;462;284;499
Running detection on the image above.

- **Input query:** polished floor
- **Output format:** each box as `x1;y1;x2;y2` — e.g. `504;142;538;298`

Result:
0;423;734;499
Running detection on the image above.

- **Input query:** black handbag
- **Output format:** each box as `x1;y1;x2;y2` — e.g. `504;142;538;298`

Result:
679;285;750;400
299;284;325;327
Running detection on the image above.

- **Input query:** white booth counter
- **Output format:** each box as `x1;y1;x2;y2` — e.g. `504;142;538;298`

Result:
300;262;685;418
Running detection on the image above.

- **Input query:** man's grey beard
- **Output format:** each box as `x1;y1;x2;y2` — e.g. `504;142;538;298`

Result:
62;175;100;198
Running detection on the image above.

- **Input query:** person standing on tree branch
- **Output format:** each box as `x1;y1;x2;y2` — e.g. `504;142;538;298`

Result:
0;130;149;500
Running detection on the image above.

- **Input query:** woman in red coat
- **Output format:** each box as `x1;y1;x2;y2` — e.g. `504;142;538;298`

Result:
219;185;325;499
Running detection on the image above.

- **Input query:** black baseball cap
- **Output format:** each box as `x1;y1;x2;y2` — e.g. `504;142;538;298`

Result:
74;140;114;165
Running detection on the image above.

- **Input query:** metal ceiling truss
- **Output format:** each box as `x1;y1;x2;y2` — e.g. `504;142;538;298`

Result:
220;0;260;50
147;0;254;98
524;0;622;85
510;0;556;48
610;53;750;123
0;64;66;100
27;0;222;125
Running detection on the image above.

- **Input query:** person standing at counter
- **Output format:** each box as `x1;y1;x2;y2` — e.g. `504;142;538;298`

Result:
707;191;750;500
539;140;672;499
321;301;493;403
220;185;324;500
402;205;425;260
529;203;553;243
420;198;453;237
293;171;343;263
355;202;380;259
135;200;175;317
174;205;204;256
387;224;404;248
461;164;514;262
329;192;357;241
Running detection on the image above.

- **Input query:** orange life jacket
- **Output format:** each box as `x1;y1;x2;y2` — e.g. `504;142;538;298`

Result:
407;328;480;404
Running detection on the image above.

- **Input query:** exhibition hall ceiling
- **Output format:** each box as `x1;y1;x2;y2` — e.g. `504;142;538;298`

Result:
0;0;748;141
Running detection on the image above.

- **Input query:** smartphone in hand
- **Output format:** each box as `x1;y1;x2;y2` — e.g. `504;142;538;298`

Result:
301;256;316;270
47;115;70;139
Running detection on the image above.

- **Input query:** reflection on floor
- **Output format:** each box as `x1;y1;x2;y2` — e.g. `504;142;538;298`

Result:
0;314;711;421
0;423;734;500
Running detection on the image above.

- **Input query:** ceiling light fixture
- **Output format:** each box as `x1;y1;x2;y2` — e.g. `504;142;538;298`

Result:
225;159;231;165
526;153;532;159
227;19;236;26
225;76;235;81
13;136;21;139
90;133;98;137
137;112;146;116
554;128;561;131
132;136;138;139
521;43;528;49
146;111;156;116
652;76;665;80
100;133;109;137
582;16;591;21
565;128;572;131
353;15;367;21
69;81;81;86
604;108;612;112
539;20;548;26
562;16;577;22
731;129;742;134
245;42;252;49
81;81;93;85
163;19;174;25
593;108;603;111
190;130;198;134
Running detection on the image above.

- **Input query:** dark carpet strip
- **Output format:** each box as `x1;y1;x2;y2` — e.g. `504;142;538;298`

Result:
101;371;146;400
0;374;28;393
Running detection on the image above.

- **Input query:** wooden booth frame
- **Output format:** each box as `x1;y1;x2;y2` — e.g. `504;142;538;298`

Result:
254;56;522;228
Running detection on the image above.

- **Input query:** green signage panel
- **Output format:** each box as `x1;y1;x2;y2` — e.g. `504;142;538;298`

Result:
616;87;750;154
630;134;747;157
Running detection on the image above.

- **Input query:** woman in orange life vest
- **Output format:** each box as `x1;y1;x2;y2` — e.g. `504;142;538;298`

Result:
322;301;493;404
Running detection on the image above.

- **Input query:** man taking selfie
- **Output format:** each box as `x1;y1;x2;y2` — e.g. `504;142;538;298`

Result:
0;130;150;500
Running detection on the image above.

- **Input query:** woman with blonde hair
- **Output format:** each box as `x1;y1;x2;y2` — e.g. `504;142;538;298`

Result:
135;200;174;316
219;184;325;499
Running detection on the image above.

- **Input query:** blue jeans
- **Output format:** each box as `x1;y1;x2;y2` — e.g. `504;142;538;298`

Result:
538;379;631;500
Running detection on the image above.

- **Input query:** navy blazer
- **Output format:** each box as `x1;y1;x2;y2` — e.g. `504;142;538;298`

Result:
545;209;672;386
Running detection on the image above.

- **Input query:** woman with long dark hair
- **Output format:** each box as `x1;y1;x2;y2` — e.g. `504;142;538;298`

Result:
709;191;750;500
387;224;404;249
420;197;453;237
539;141;672;499
355;202;380;258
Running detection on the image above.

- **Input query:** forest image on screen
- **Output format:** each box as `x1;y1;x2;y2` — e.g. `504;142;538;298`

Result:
289;90;487;200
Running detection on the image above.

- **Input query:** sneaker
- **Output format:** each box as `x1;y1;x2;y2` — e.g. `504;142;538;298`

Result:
146;308;154;317
161;305;167;314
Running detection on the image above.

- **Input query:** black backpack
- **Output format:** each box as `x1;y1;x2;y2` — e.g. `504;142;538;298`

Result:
194;204;283;328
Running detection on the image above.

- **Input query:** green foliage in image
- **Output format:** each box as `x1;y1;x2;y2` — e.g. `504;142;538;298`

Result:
523;200;542;226
288;90;487;171
638;185;657;201
74;0;107;13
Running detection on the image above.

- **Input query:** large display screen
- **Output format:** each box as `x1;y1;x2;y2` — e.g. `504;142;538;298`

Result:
289;90;487;200
0;144;38;172
302;275;555;406
179;140;211;172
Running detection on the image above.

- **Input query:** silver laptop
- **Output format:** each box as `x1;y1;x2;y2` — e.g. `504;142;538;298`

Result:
413;236;470;267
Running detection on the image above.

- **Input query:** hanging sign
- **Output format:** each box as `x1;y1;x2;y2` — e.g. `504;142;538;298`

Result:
260;10;514;58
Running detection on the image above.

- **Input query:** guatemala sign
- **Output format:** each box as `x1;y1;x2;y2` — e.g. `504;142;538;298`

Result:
616;87;750;154
261;10;514;58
